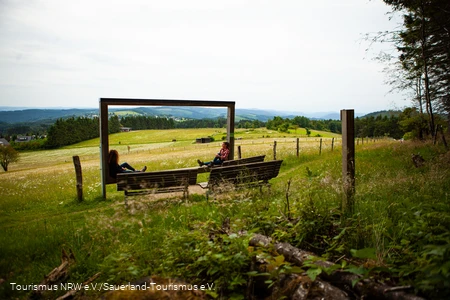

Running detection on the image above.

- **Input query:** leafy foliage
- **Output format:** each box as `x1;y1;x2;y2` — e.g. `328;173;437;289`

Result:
380;0;450;134
0;145;19;171
157;227;252;298
355;114;404;139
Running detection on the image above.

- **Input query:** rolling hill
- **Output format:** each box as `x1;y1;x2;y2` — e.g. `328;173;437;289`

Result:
0;106;367;124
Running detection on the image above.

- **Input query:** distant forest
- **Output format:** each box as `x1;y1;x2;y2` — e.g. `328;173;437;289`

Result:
1;108;445;150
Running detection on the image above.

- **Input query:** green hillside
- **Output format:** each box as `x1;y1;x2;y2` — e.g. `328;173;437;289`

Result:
0;133;448;299
362;110;402;118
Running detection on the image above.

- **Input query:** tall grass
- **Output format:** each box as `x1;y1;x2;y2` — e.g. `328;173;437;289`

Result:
0;129;448;298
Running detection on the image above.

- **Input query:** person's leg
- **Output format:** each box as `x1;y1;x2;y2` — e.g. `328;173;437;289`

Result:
212;158;223;165
120;162;135;171
198;158;220;167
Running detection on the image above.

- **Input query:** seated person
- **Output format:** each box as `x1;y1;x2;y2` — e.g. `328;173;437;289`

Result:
197;142;230;167
108;149;147;178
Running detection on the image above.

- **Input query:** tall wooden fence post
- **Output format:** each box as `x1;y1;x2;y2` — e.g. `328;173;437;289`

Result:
237;145;242;159
296;138;299;157
273;141;277;160
341;110;355;216
319;138;323;155
331;137;334;151
73;155;83;202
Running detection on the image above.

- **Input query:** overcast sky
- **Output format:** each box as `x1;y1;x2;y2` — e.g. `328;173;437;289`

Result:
0;0;405;114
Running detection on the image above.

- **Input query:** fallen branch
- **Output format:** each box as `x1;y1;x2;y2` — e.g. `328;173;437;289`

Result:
30;249;75;299
273;273;350;300
249;234;424;300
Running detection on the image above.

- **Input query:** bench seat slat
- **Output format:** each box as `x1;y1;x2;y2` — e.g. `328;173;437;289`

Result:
196;155;267;174
199;160;283;191
220;155;266;167
117;168;198;194
125;186;188;196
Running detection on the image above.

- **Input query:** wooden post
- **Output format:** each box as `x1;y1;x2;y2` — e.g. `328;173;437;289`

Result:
72;155;83;202
341;109;355;216
319;138;322;155
273;141;277;160
237;145;242;159
331;137;335;151
227;104;236;160
296;138;299;157
99;100;109;198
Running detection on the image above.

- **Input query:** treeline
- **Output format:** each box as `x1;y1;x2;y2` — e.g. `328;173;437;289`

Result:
45;116;120;148
120;116;175;130
6;108;442;150
12;116;120;149
177;118;265;129
264;112;439;140
236;119;266;129
0;121;52;137
117;115;230;129
266;116;342;135
44;115;176;148
355;115;404;139
175;117;227;129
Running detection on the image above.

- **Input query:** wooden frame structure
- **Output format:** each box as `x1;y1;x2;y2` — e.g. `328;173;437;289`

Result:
99;98;236;198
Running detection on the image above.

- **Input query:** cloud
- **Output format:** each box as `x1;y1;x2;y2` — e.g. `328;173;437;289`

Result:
0;0;406;113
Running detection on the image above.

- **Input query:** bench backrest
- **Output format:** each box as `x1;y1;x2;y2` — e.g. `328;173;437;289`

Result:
117;168;198;191
208;160;283;186
221;155;266;167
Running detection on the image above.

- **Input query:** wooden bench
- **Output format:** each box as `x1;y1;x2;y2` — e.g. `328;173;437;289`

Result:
198;160;283;198
117;168;198;205
221;155;266;167
197;155;266;173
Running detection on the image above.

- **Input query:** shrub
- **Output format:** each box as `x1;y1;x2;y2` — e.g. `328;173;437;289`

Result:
0;145;19;171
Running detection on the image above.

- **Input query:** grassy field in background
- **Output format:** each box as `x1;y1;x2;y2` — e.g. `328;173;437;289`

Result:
0;128;448;299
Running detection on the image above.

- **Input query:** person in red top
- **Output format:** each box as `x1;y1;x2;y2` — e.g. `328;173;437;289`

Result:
197;142;230;166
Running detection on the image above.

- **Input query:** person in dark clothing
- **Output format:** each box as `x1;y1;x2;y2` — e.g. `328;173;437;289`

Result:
108;149;147;178
197;142;230;167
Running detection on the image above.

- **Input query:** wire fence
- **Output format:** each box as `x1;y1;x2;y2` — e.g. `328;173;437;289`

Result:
120;136;386;161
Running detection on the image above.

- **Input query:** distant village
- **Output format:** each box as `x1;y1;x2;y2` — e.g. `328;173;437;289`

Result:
0;135;47;146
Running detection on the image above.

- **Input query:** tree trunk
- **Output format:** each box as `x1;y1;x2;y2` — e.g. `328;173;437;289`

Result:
417;77;424;140
420;3;435;137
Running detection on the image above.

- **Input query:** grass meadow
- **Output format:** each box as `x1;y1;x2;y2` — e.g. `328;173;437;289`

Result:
0;127;449;299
